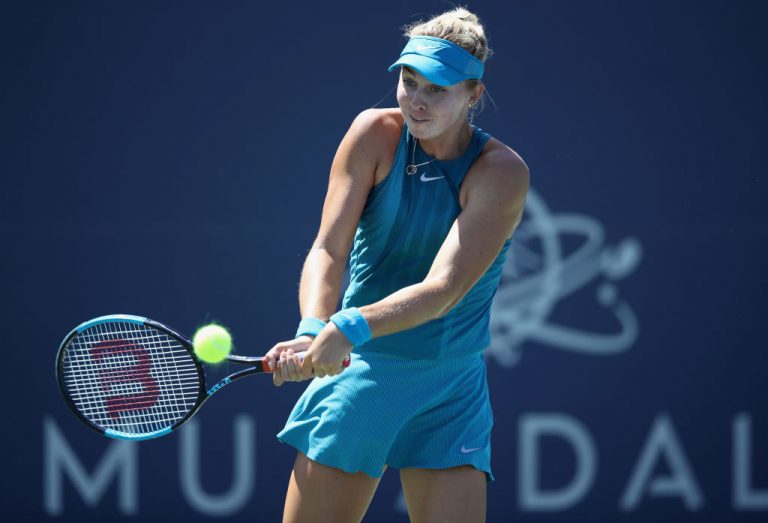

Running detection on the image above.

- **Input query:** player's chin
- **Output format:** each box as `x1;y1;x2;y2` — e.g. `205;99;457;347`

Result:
405;117;436;137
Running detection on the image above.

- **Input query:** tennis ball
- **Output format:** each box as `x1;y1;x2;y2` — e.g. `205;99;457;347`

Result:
192;324;232;363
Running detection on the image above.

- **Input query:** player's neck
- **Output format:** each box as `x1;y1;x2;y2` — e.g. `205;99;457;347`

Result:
418;122;473;161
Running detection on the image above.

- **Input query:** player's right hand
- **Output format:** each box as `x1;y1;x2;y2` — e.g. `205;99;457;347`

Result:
265;337;312;387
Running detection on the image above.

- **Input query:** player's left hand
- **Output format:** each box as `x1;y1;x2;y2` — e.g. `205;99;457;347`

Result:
300;322;352;379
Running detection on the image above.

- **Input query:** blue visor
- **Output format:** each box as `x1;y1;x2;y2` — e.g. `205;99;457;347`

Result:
388;36;484;86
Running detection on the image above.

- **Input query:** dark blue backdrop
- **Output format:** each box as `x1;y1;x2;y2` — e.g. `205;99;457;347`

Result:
2;1;767;521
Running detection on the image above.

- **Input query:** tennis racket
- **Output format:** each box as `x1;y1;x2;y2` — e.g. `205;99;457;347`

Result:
56;314;349;441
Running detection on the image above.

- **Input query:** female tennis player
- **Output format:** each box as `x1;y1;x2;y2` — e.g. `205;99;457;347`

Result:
264;7;528;523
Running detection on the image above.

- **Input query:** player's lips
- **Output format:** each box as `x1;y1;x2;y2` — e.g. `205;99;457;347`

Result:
409;113;430;123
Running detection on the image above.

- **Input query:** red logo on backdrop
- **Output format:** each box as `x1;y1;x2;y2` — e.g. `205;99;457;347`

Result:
91;340;160;418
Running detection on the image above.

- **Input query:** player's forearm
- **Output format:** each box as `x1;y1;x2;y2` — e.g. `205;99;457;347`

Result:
357;278;459;337
298;247;347;321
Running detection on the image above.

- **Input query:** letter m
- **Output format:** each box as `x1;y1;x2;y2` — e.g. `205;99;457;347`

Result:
43;416;138;515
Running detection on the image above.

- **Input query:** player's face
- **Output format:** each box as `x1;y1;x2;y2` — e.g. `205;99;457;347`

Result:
396;67;476;140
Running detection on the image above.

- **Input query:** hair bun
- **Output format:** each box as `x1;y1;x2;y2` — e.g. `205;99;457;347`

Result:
402;7;492;63
456;8;478;24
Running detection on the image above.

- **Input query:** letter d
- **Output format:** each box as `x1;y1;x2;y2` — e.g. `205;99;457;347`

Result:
519;413;597;511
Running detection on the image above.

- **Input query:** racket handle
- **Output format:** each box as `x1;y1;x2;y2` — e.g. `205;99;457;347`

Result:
263;354;351;373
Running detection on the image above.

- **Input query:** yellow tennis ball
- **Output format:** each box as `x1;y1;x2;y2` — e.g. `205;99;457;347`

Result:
192;324;232;363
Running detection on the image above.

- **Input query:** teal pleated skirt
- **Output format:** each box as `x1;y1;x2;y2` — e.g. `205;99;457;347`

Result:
276;350;494;482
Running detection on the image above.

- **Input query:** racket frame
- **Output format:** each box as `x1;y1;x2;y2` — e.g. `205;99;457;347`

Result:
55;314;270;441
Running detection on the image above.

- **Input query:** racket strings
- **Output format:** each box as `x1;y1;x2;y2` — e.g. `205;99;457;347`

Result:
60;321;201;436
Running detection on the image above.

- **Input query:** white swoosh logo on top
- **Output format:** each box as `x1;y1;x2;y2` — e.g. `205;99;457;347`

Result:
420;173;444;182
460;446;483;454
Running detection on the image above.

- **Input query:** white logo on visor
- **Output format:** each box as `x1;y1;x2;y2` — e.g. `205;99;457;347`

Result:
415;44;441;52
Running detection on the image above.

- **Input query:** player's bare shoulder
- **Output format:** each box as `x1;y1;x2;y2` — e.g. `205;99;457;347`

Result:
347;108;402;149
347;108;403;185
332;109;402;186
476;137;529;187
462;137;529;217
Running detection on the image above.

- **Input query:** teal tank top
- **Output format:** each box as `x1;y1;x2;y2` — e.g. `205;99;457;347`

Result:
342;122;512;359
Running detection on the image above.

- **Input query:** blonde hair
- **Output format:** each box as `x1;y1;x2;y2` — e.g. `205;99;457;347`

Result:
403;7;492;65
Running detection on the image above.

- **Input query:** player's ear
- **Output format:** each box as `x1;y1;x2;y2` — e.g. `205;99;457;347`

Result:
467;80;484;107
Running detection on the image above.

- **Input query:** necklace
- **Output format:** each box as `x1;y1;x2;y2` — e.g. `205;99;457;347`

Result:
406;137;435;175
406;127;473;175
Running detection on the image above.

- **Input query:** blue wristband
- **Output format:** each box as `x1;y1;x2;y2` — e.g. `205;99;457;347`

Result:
329;307;372;347
295;317;326;339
